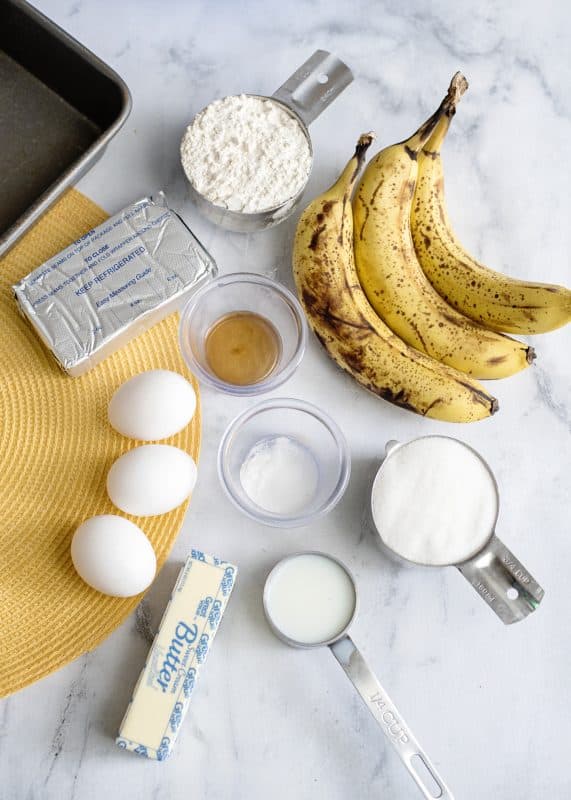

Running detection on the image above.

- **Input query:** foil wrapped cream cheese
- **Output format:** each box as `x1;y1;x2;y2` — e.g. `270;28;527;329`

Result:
117;551;237;760
13;194;216;375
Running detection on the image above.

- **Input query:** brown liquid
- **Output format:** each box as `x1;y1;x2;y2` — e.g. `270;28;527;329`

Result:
205;311;281;386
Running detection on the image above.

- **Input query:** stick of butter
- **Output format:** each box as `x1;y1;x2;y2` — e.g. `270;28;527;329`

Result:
117;550;237;760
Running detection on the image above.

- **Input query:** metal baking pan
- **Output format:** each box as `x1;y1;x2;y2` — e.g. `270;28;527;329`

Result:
0;0;131;257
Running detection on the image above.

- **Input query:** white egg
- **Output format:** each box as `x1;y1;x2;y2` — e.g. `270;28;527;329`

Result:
108;370;196;441
107;444;197;516
71;515;156;597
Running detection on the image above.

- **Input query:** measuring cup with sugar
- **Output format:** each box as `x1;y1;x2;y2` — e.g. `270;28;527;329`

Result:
181;50;353;232
371;436;544;624
263;552;454;800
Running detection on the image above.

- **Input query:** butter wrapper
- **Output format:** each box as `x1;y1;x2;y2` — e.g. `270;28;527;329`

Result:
13;194;216;375
117;550;237;760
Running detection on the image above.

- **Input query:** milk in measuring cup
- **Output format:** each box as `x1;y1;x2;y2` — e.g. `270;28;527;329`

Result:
265;553;356;644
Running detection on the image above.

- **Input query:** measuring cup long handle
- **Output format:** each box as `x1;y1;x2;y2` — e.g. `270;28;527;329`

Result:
330;636;454;800
272;50;354;127
458;533;544;625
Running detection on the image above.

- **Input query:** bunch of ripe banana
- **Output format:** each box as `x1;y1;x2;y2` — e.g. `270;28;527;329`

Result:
293;73;571;423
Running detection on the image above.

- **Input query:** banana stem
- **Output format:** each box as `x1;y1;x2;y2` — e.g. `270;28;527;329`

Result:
423;72;469;154
341;132;375;187
405;72;469;154
422;113;452;155
352;132;376;176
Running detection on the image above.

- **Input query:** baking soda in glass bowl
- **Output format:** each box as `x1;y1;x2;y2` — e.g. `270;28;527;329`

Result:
218;398;351;528
239;435;319;515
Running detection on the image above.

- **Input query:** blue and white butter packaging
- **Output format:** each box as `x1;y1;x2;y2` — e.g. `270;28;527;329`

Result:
117;551;237;760
13;194;216;375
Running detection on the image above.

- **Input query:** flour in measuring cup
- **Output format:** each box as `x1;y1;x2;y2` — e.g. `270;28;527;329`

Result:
180;95;312;213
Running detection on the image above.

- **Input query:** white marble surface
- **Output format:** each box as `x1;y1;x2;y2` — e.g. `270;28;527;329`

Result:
2;1;571;798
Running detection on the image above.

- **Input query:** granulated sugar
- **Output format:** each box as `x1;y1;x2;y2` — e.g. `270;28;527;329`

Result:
372;437;498;565
180;95;311;213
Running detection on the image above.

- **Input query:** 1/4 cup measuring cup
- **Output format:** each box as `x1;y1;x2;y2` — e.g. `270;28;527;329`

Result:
181;50;353;232
371;436;544;624
263;552;454;800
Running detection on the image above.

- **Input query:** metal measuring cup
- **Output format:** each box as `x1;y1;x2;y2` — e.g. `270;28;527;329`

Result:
263;552;454;800
181;50;353;232
371;437;545;625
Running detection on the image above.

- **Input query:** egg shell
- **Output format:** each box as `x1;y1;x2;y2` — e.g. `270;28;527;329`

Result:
108;369;196;441
107;444;197;516
71;515;156;597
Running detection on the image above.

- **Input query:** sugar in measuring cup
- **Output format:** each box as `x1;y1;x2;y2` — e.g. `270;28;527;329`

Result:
263;552;454;800
371;436;544;624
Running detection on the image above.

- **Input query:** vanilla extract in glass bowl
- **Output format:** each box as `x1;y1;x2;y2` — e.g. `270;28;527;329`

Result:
179;272;307;396
204;311;281;386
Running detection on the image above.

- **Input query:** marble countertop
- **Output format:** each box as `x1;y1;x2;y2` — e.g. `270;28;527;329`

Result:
2;1;570;798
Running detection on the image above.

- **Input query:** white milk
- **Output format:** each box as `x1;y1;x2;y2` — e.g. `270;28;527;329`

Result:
266;554;356;645
372;437;498;566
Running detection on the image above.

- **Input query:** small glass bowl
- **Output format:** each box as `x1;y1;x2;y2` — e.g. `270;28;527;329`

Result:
218;398;351;528
179;272;307;396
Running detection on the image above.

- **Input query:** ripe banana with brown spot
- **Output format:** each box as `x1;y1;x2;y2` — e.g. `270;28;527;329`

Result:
292;133;498;423
412;86;571;335
353;74;534;379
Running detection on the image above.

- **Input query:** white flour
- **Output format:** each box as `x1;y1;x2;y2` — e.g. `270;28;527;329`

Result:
240;435;319;515
180;95;311;213
371;437;498;566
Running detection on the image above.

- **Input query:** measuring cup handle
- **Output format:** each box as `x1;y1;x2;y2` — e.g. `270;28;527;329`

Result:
457;533;544;624
330;636;454;800
272;50;353;127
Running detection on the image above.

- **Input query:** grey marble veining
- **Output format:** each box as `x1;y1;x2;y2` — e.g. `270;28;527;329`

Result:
1;1;570;798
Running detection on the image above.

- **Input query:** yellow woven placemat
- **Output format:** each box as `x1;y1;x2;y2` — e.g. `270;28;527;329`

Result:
0;190;201;697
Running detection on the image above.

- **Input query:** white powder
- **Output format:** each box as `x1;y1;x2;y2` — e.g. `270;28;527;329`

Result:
240;435;319;515
371;437;498;566
180;95;312;213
